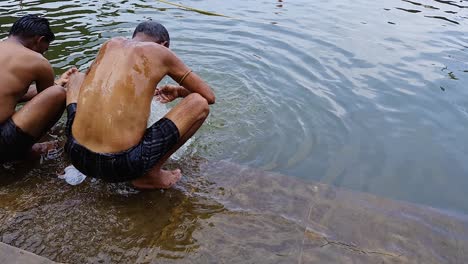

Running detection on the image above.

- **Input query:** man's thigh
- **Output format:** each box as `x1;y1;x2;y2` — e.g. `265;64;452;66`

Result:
12;85;66;138
163;93;209;136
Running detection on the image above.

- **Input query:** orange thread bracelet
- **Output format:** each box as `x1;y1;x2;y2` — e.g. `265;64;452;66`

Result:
178;70;192;85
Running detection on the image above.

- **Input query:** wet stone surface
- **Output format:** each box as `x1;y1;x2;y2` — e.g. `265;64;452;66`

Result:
196;161;468;264
1;160;468;263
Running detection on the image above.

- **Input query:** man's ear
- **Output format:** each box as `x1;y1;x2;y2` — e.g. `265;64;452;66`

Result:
30;36;45;49
26;36;42;51
161;41;169;48
37;36;47;44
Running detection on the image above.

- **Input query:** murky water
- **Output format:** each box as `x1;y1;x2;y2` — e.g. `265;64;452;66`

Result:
0;0;468;262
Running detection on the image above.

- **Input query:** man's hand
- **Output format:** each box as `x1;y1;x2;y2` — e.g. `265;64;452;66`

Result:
155;84;185;103
55;67;78;87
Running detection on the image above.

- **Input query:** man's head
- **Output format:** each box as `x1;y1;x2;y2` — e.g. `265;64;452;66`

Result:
132;21;170;48
9;14;55;54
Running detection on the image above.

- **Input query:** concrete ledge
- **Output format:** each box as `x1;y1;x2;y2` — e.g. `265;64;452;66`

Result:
0;242;56;264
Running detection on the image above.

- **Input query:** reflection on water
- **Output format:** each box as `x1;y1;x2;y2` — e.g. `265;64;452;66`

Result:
0;0;468;261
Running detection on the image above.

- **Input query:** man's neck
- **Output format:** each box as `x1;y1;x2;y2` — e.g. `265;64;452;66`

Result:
5;36;28;47
132;33;162;44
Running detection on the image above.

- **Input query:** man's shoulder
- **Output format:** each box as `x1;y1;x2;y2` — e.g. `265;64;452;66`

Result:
107;37;127;44
105;37;159;52
29;53;52;72
0;41;44;59
135;41;167;51
21;51;52;77
0;41;50;70
99;37;127;51
133;42;173;61
104;37;169;52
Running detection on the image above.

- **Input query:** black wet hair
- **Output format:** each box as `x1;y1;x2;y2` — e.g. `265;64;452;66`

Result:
132;20;170;47
9;14;55;42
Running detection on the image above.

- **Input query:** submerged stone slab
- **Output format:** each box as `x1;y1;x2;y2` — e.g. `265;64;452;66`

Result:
1;160;467;263
0;242;56;264
193;161;468;263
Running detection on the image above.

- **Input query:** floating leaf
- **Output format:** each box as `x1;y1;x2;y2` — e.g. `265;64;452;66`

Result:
448;72;458;80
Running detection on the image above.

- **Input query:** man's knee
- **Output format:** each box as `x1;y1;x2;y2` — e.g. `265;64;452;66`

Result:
46;85;66;102
186;93;209;117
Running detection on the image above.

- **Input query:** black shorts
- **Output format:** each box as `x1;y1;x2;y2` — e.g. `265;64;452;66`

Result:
65;103;180;182
0;118;35;163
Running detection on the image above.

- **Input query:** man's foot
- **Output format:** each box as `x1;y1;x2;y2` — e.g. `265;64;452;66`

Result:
132;168;182;190
27;141;61;160
56;67;78;87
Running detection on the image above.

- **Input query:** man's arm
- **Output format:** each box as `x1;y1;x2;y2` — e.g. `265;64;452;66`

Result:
34;60;55;93
154;84;191;103
165;50;215;104
19;84;38;102
21;59;68;102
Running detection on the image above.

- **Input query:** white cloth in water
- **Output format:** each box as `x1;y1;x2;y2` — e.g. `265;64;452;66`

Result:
59;165;87;186
147;99;169;128
147;99;191;160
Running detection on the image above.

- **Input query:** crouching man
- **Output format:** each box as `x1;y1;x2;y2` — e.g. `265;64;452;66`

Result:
0;14;76;163
65;20;215;189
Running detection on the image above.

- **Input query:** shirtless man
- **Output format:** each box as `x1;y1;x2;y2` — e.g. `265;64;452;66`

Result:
65;21;215;189
0;14;76;163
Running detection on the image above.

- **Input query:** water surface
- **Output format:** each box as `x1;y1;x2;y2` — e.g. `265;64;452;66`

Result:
0;0;468;262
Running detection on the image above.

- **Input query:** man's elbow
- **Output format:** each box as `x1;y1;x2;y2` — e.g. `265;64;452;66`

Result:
203;89;215;105
209;85;217;104
207;94;216;105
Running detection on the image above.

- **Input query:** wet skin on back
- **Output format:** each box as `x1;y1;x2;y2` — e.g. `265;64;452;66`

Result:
72;37;215;153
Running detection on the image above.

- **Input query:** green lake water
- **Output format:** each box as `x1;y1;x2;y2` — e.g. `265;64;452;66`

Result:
0;0;468;262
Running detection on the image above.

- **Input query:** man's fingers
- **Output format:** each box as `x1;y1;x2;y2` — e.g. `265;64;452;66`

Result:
158;85;170;91
156;95;168;103
160;84;181;90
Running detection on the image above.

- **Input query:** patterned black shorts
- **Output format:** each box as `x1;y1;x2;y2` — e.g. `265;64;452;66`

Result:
65;103;180;182
0;118;35;163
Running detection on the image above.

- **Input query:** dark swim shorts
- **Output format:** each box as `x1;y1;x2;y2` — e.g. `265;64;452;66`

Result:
0;118;36;163
65;103;180;182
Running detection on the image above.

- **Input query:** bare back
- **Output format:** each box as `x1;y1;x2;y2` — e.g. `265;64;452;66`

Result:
72;38;173;153
0;41;54;123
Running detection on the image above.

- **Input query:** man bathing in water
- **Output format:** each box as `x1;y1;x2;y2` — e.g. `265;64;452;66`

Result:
0;14;76;163
65;21;215;189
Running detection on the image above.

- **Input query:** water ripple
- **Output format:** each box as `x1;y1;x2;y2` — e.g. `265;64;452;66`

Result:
0;0;468;260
